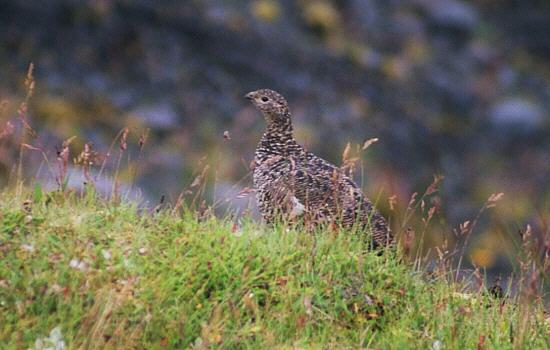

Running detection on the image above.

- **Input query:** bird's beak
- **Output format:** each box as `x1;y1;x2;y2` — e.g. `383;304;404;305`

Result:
245;92;255;100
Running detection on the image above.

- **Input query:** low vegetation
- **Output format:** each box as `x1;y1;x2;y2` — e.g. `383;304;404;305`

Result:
0;188;548;349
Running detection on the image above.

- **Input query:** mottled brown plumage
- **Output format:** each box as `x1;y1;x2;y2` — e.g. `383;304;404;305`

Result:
246;89;393;247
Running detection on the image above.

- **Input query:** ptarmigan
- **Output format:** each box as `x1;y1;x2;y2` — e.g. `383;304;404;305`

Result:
246;89;393;248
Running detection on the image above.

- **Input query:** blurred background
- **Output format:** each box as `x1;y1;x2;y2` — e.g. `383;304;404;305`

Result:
0;1;549;280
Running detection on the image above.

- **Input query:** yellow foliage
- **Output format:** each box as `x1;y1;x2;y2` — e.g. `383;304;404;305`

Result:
303;1;340;31
38;98;75;119
251;0;281;22
470;248;495;268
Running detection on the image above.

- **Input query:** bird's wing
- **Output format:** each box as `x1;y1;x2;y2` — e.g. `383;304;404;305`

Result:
285;153;361;213
294;154;392;246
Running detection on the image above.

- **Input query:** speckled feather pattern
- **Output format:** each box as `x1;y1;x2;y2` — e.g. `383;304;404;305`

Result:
246;89;394;247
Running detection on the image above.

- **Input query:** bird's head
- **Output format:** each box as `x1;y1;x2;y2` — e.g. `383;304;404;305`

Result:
245;89;290;124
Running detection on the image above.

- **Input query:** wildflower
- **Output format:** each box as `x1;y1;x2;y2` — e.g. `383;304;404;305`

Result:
101;250;112;260
69;258;87;271
28;326;65;350
431;339;443;350
20;244;34;252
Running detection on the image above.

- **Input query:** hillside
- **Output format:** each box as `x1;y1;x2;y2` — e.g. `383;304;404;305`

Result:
0;189;548;349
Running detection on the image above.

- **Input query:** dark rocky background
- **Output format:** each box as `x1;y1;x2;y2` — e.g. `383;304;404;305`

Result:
0;1;549;276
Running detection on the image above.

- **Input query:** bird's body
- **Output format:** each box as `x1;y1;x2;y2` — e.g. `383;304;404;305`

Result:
246;89;393;247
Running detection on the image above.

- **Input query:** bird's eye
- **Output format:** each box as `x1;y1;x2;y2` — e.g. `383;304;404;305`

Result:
261;96;269;102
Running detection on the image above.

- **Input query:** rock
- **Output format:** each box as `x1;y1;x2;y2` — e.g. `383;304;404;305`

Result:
423;0;479;32
489;98;544;129
132;103;179;130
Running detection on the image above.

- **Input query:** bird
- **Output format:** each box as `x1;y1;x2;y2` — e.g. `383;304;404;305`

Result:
245;88;393;248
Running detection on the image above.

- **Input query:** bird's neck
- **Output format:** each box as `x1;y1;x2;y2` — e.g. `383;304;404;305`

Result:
258;116;299;156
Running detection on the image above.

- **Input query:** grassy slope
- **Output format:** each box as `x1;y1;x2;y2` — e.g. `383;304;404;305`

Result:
0;190;548;349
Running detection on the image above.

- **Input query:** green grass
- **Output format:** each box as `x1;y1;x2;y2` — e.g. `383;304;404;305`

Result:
0;189;548;349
